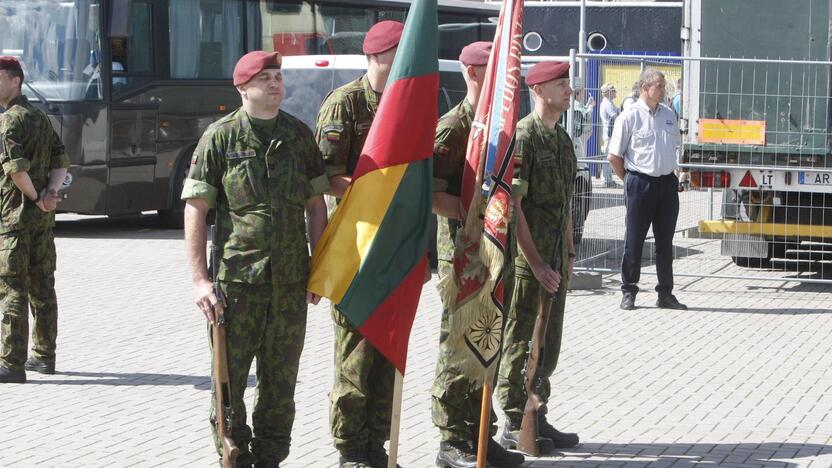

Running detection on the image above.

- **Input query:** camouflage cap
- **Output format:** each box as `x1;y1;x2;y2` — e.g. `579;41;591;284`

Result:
233;51;282;86
363;21;404;55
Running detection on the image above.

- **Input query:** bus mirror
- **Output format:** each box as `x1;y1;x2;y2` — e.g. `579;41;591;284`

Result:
109;0;132;38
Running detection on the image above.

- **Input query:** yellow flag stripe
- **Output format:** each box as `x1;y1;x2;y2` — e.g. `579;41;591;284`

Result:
308;164;408;302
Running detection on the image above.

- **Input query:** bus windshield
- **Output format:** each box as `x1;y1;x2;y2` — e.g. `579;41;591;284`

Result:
0;0;102;102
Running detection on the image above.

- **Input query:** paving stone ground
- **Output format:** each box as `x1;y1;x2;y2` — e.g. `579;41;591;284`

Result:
1;213;830;468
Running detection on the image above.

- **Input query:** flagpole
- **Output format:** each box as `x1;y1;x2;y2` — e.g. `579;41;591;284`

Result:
387;370;404;468
476;379;493;468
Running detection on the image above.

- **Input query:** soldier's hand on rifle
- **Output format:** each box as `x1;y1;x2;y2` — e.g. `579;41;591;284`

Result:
530;260;561;294
307;291;321;305
195;278;223;324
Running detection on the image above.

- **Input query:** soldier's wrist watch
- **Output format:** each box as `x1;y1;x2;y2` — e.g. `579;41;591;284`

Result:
31;192;41;203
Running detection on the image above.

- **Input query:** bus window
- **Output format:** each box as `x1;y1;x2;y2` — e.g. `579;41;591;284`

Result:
316;5;405;54
438;13;497;61
169;0;244;79
1;0;103;102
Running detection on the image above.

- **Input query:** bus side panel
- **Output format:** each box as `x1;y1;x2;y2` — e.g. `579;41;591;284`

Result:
58;106;109;215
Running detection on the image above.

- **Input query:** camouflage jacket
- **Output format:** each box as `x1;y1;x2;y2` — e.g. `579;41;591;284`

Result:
315;74;380;178
0;95;70;235
433;98;474;268
181;108;330;285
512;112;577;274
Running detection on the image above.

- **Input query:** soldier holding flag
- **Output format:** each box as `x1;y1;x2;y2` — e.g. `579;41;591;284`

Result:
314;21;404;468
431;42;524;468
496;61;581;453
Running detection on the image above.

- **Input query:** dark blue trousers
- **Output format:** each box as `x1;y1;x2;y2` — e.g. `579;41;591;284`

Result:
621;171;679;296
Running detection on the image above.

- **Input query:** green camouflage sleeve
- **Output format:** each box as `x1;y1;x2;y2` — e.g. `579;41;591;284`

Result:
181;127;224;208
512;127;530;198
432;121;459;193
315;91;352;178
0;114;30;174
302;127;330;197
49;125;70;170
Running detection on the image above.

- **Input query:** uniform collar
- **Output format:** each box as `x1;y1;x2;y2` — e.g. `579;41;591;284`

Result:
6;94;28;108
238;108;282;146
460;98;474;119
532;110;560;137
361;74;381;114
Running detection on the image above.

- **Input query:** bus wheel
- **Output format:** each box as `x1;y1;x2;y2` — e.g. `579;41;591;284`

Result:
158;154;190;229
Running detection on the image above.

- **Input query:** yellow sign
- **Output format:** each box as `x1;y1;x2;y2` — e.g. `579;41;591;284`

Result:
698;119;766;145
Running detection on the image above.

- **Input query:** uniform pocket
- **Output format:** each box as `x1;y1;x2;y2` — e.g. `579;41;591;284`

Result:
0;234;23;276
223;157;266;211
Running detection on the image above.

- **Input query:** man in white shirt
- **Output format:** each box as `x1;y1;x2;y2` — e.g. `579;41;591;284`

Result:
607;68;687;311
598;83;618;187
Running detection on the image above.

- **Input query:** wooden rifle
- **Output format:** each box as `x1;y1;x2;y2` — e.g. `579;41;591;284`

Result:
517;232;561;456
210;222;238;468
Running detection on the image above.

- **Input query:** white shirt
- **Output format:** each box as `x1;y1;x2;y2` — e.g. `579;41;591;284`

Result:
599;97;618;140
608;99;681;177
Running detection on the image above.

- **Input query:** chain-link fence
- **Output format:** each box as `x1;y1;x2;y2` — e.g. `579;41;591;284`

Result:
568;53;832;284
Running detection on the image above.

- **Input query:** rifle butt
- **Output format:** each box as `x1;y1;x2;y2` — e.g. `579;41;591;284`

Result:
516;408;540;456
213;323;239;467
221;436;239;468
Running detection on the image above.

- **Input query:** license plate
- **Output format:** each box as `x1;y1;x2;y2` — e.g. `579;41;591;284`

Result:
798;171;832;185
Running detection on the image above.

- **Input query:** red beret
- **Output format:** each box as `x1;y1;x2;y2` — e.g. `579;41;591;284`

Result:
459;41;492;66
233;51;282;86
0;56;22;72
363;21;404;55
525;61;570;86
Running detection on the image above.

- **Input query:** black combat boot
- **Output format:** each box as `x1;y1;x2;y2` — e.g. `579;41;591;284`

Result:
473;436;524;467
537;414;579;448
367;441;401;468
435;440;477;468
339;447;372;468
24;356;55;375
0;366;26;383
498;421;555;455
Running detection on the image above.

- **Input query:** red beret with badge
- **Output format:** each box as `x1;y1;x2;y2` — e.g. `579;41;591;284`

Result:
0;56;23;72
233;51;282;86
459;41;492;67
362;21;404;55
525;61;570;86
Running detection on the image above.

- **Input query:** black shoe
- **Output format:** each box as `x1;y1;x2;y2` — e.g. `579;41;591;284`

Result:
0;366;26;383
435;441;477;468
339;448;372;468
499;422;554;455
368;441;401;468
537;416;579;449
657;294;687;310
474;437;524;467
620;292;636;310
24;356;55;375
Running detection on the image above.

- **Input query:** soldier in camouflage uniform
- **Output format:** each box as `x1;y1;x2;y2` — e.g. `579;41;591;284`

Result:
431;42;524;468
495;61;581;453
182;51;329;467
0;56;69;384
314;21;403;468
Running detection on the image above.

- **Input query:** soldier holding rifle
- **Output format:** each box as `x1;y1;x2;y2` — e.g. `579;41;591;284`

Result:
182;51;329;467
495;61;580;454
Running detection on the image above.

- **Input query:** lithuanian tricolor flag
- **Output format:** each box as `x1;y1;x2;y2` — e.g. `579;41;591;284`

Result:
307;0;438;374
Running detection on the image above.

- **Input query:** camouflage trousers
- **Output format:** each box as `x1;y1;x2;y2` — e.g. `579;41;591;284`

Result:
496;266;568;428
330;306;395;452
431;260;498;443
209;280;307;466
0;226;58;371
